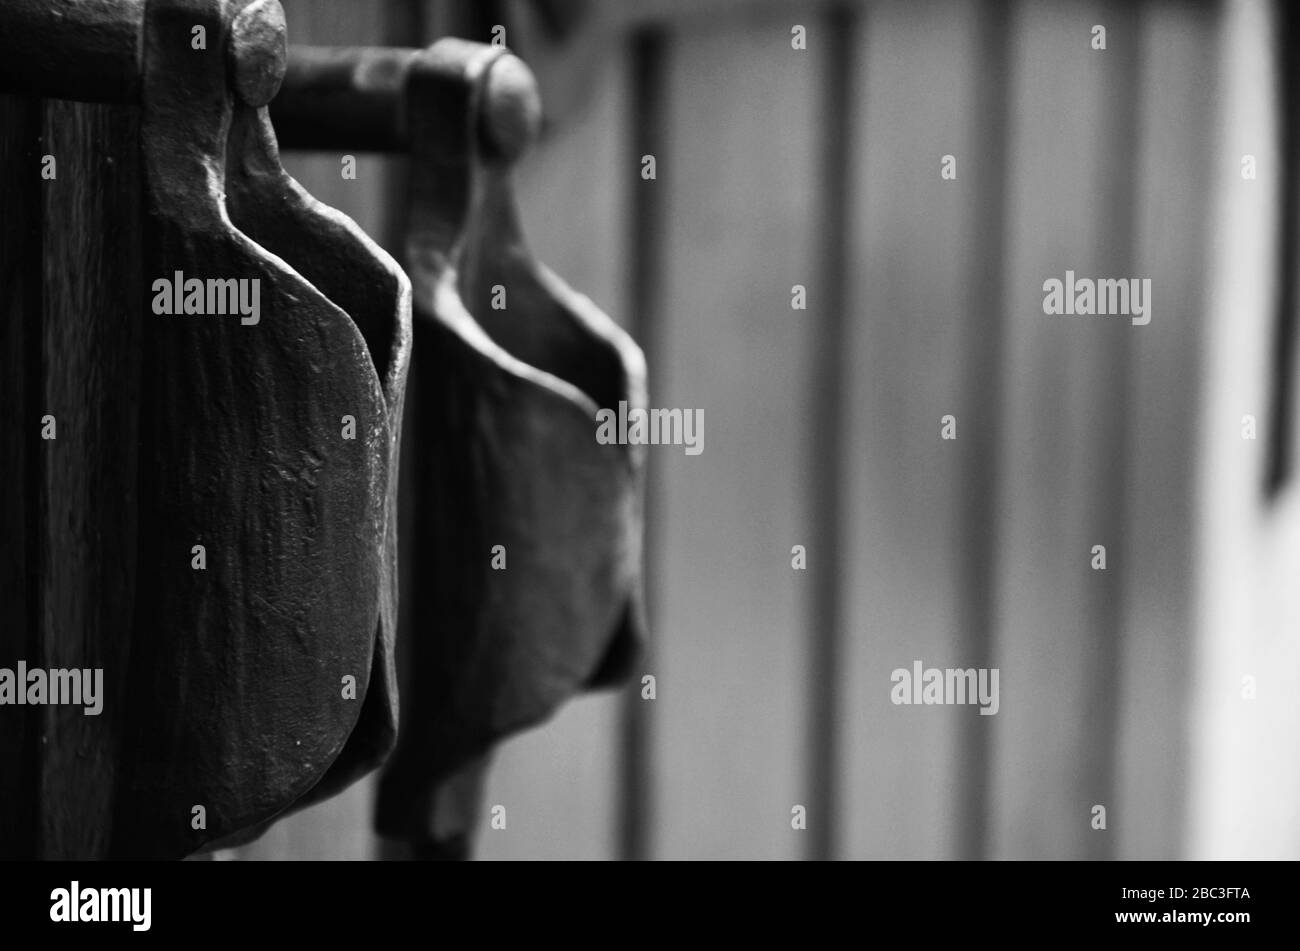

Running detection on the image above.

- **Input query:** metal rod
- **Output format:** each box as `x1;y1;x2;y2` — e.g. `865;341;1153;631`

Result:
954;0;1013;864
805;0;854;863
0;0;286;108
271;44;540;159
0;0;145;104
0;0;285;108
270;46;417;152
618;24;667;863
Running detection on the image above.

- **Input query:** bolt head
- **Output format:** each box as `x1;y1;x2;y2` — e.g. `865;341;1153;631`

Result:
229;0;288;108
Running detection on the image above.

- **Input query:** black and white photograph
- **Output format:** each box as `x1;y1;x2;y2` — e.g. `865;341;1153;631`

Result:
0;0;1294;935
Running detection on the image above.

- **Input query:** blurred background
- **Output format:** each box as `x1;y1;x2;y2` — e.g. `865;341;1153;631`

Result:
229;0;1300;860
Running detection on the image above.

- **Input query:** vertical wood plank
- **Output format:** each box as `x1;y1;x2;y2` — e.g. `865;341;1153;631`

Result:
650;13;818;860
0;97;143;859
38;101;143;859
0;94;42;859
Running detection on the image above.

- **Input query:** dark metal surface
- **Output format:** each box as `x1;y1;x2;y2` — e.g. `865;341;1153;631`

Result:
108;0;411;859
343;40;647;855
0;0;146;104
273;38;649;854
269;43;544;156
0;0;286;108
2;0;638;859
206;92;412;846
0;0;410;858
271;46;418;152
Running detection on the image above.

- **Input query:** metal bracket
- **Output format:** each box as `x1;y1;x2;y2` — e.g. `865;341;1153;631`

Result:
273;40;648;857
1;0;411;858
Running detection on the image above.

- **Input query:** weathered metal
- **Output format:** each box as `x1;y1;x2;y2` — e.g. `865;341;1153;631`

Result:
269;46;418;152
209;86;411;844
1;1;639;859
0;0;410;858
112;0;410;859
0;0;146;104
0;0;286;109
268;42;546;156
383;40;646;857
274;39;648;856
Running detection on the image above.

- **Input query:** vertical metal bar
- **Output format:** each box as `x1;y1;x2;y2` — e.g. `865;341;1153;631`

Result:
955;0;1013;862
619;24;667;863
806;2;856;863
